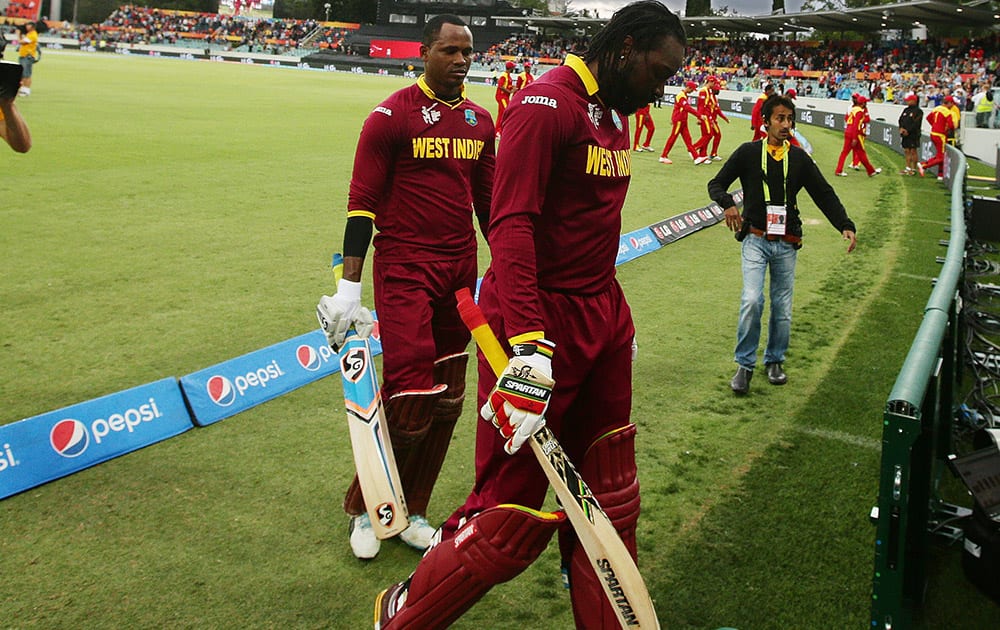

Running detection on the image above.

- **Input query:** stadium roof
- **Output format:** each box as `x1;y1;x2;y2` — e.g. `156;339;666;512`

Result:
495;0;1000;35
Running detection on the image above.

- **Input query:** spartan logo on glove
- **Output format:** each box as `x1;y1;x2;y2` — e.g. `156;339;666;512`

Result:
497;374;551;401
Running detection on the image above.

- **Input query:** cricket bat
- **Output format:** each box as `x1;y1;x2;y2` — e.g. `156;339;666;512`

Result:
455;287;661;629
332;254;409;539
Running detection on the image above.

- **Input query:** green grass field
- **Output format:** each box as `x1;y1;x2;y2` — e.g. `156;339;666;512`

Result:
1;50;998;628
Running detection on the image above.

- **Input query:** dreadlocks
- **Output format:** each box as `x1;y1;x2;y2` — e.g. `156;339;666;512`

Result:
583;0;686;84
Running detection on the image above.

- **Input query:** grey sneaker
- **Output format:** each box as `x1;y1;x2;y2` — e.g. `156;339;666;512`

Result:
349;513;381;560
398;514;436;551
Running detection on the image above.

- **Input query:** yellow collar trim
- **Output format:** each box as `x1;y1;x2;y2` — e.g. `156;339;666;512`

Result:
417;75;467;109
564;54;599;96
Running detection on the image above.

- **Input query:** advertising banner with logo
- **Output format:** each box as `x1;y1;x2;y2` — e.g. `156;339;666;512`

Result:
650;201;728;246
180;326;383;427
0;378;192;500
615;227;661;266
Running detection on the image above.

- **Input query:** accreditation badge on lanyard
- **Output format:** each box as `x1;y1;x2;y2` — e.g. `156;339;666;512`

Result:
766;205;787;236
762;141;790;237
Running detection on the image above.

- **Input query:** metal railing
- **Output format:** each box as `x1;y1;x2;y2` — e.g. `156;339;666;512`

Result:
870;145;968;630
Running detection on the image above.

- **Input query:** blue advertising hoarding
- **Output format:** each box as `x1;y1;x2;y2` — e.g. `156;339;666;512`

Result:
180;325;383;427
0;378;192;500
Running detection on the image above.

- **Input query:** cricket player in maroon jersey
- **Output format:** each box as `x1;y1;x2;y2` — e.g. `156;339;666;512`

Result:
373;2;687;627
659;79;700;163
633;102;655;151
316;14;495;561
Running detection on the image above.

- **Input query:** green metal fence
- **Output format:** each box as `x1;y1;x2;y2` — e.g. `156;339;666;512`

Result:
870;146;968;630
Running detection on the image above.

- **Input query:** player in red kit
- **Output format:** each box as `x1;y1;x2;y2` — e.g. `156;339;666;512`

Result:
373;2;687;627
750;82;774;142
495;60;516;137
633;102;655;151
316;14;495;561
835;95;880;177
659;79;700;163
515;61;534;91
918;95;957;179
693;76;728;163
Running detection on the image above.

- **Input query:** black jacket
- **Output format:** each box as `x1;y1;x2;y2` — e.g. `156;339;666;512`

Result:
707;140;855;240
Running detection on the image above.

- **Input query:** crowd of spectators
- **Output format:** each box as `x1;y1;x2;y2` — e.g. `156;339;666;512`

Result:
44;5;352;55
25;7;1000;121
476;31;999;115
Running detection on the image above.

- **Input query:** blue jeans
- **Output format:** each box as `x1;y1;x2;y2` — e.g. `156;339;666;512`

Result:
735;235;797;370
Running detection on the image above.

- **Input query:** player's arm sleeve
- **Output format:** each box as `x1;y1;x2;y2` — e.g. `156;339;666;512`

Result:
487;95;564;341
347;104;399;226
801;153;856;233
472;113;496;242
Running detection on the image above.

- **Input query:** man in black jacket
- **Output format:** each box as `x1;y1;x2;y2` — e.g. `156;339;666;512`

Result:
898;92;923;175
708;94;857;395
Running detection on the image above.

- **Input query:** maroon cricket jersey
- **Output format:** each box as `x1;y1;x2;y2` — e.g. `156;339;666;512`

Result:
487;55;632;340
347;77;495;263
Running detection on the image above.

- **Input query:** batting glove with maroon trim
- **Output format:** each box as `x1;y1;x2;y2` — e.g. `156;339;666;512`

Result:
480;339;555;454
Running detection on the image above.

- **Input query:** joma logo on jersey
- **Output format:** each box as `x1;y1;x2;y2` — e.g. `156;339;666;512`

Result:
521;95;557;108
412;137;485;160
585;146;631;177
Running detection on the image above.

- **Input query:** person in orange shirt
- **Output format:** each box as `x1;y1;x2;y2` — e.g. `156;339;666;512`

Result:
494;60;516;137
633;103;655;151
750;83;774;142
515;61;534;91
918;95;957;180
834;95;880;177
659;80;701;164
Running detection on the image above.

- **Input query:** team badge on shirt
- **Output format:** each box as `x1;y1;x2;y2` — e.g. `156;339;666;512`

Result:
464;109;478;127
611;111;623;131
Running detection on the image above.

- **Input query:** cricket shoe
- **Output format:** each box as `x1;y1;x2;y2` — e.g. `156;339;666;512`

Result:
712;155;723;161
659;157;673;164
398;514;436;551
349;513;380;560
374;580;409;630
917;163;925;177
634;147;643;153
937;175;945;181
850;164;861;170
643;146;656;152
869;168;882;177
694;156;710;165
835;172;848;177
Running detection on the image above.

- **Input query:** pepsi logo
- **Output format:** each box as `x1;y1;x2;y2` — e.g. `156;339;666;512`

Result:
50;419;89;458
297;344;323;371
207;375;236;406
629;236;639;249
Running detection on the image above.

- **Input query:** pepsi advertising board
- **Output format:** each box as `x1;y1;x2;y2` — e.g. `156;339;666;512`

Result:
180;327;383;426
0;378;192;500
616;227;662;266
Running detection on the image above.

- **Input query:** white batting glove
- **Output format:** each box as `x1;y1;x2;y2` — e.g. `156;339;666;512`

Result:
316;279;374;350
480;339;555;454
